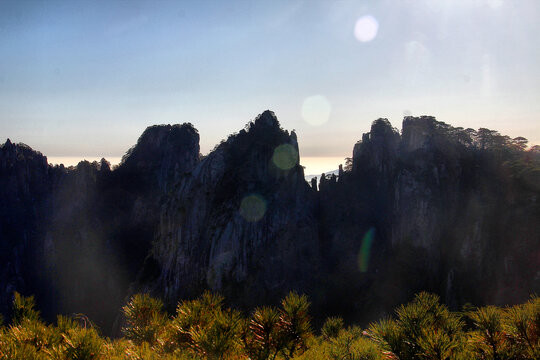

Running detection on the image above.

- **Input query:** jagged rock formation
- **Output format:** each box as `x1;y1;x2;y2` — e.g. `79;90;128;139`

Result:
145;111;320;309
318;116;540;320
0;111;538;333
0;140;58;319
0;124;200;332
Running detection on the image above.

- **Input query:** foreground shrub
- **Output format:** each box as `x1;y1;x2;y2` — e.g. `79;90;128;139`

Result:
467;296;540;360
161;291;242;359
467;306;508;360
12;292;41;325
190;308;243;359
366;292;465;360
241;306;282;360
279;292;312;359
321;317;344;340
2;290;539;360
46;327;104;360
503;295;540;359
122;293;166;346
296;326;381;360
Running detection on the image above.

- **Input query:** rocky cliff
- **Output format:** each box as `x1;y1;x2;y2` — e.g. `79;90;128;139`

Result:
0;123;200;331
318;116;540;320
0;140;58;319
0;111;538;333
145;111;320;310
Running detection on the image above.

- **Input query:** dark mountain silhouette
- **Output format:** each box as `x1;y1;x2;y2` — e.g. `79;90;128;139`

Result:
1;111;538;334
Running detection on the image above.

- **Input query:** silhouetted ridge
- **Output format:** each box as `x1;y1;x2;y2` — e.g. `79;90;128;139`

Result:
0;111;538;335
118;123;200;192
250;109;281;129
0;140;60;324
121;123;199;166
145;110;317;311
352;118;400;175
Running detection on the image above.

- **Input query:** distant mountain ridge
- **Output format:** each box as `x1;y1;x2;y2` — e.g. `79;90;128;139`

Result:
1;111;539;334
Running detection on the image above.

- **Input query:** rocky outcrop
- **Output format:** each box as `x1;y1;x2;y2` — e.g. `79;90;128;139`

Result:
0;112;538;333
0;140;63;320
47;123;200;331
0;124;200;331
147;111;320;308
352;118;400;176
323;116;540;316
118;123;200;192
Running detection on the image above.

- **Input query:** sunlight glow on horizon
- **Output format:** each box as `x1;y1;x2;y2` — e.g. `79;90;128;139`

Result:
46;155;347;178
47;156;122;167
1;0;539;157
301;156;347;177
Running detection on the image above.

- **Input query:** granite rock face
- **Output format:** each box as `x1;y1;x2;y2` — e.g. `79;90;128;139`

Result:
324;116;540;317
0;124;200;331
146;111;320;309
0;112;538;332
0;140;58;319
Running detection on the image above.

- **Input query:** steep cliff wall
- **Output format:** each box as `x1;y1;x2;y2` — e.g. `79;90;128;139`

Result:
0;140;64;319
320;116;540;319
0;123;200;330
147;111;320;309
0;112;538;333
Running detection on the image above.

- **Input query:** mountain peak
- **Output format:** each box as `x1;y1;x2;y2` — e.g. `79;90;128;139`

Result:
252;110;280;129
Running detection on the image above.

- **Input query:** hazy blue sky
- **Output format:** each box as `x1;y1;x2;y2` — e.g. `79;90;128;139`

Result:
1;0;539;173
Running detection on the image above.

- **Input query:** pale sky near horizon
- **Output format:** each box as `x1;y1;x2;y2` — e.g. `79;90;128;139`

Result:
1;0;539;174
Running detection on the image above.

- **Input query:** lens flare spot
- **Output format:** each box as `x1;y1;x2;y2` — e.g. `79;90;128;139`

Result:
301;95;331;126
354;15;378;42
239;194;267;222
357;227;375;272
272;144;299;170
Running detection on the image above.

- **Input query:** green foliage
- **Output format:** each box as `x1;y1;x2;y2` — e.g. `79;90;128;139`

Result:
366;292;464;360
503;295;540;359
190;308;243;359
46;327;104;360
321;317;344;340
163;292;223;350
0;336;46;360
297;326;381;360
279;292;313;359
467;306;507;359
55;315;78;334
0;320;51;360
2;290;540;360
466;296;540;360
12;292;41;325
162;291;242;359
122;293;166;346
241;306;282;360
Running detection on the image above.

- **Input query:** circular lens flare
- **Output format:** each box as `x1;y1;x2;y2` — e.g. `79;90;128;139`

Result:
301;95;331;126
354;15;379;42
272;144;299;170
239;194;267;222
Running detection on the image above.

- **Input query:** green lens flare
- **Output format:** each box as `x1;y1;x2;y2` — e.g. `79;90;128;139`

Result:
272;144;299;170
239;194;267;222
358;227;375;272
